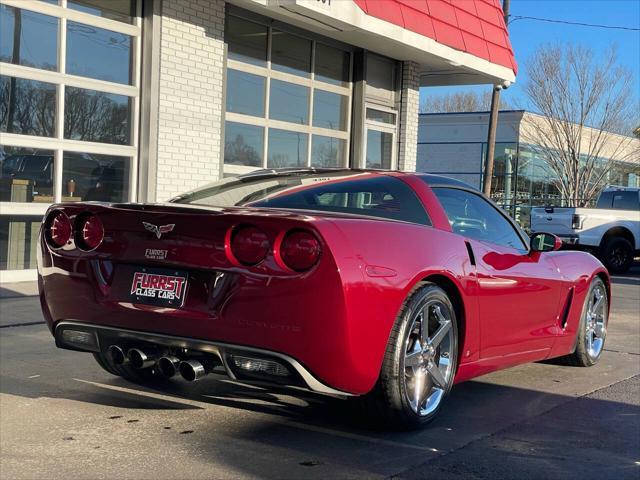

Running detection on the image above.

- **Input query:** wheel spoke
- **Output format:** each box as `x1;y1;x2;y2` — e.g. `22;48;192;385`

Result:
594;322;605;338
405;350;422;369
586;330;593;351
591;293;604;315
427;362;447;389
414;370;426;408
419;308;429;346
429;319;452;348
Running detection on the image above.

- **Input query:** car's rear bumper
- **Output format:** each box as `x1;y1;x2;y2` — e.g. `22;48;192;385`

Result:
55;320;353;396
558;234;579;245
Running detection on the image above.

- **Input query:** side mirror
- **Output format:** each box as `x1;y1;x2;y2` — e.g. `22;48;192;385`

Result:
530;232;562;253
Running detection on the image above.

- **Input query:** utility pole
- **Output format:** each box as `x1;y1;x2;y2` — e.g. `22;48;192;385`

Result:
482;0;511;196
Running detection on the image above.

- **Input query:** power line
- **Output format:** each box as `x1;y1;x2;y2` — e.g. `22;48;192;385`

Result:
509;15;640;31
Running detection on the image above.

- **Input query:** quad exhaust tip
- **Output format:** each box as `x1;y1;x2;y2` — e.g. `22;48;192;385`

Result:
127;348;156;369
107;345;128;365
179;360;207;382
157;356;181;378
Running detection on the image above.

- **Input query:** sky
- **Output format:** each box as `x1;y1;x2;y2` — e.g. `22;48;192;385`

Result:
419;0;640;111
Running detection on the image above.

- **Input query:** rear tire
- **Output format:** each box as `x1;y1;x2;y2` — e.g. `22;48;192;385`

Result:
556;277;608;367
600;237;633;274
361;282;459;430
93;351;167;384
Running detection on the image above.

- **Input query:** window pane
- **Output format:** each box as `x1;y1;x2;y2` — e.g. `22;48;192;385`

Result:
315;43;349;86
311;136;345;167
269;80;309;125
366;108;396;124
366;54;396;103
66;21;133;84
0;76;56;137
271;30;311;77
0;215;41;270
227;16;267;66
1;147;54;203
62;153;129;202
268;129;308;168
366;130;393;169
432;187;526;250
225;122;263;167
67;0;135;24
313;90;347;130
0;6;58;71
243;174;430;225
611;191;639;210
64;87;131;145
226;69;265;117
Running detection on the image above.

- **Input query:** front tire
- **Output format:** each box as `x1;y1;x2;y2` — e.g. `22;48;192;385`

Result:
362;283;459;430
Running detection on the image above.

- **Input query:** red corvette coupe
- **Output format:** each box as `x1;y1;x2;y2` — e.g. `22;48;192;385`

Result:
38;169;610;428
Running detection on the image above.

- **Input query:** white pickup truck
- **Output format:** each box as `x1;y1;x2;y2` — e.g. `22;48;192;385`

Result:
531;186;640;273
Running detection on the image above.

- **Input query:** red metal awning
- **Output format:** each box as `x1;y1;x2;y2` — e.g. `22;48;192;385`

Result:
352;0;517;74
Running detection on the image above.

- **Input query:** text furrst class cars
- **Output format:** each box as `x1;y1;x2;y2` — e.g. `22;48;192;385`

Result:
38;169;610;428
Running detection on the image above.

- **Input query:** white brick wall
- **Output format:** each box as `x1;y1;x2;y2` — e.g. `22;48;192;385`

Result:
397;61;419;172
155;0;226;201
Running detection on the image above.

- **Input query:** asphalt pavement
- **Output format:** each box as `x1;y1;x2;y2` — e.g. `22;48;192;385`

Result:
1;265;638;480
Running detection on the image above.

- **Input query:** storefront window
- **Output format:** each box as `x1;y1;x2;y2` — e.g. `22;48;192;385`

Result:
315;43;350;86
271;31;312;78
366;130;393;169
224;12;351;173
0;76;56;137
0;6;58;71
224;122;263;167
313;90;348;130
227;16;267;66
366;108;395;124
62;153;129;203
268;129;308;168
0;0;140;276
0;216;40;271
67;0;135;24
66;22;133;85
64;87;131;145
312;136;345;167
269;80;309;124
0;147;55;203
226;69;265;117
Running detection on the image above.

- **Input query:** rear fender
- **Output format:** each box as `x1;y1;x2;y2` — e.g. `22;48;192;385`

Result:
547;251;610;357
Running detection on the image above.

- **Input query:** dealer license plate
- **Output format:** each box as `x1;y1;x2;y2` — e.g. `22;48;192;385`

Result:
129;267;188;308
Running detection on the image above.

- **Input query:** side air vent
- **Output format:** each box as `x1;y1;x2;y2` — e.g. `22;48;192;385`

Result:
464;241;476;266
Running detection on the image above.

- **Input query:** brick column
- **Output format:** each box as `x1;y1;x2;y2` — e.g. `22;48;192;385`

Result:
155;0;226;201
397;61;420;172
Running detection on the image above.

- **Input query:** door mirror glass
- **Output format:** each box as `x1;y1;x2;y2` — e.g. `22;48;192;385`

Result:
530;232;562;252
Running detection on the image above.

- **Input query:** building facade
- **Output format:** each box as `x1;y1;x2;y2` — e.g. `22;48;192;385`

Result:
0;0;516;282
418;110;640;229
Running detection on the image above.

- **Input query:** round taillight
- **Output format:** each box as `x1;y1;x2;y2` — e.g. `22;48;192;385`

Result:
77;215;104;250
280;230;321;271
230;225;269;266
47;211;72;248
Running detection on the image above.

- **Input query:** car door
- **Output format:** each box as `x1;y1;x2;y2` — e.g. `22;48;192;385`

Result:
432;187;564;360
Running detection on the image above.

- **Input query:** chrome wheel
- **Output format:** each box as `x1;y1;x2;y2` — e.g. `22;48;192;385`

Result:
403;301;454;416
585;284;607;359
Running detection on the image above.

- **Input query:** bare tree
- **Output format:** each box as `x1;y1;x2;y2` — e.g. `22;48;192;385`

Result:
520;44;639;207
420;90;511;114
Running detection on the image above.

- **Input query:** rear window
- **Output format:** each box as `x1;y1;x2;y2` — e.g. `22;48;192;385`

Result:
174;172;431;225
596;191;614;209
597;191;639;210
